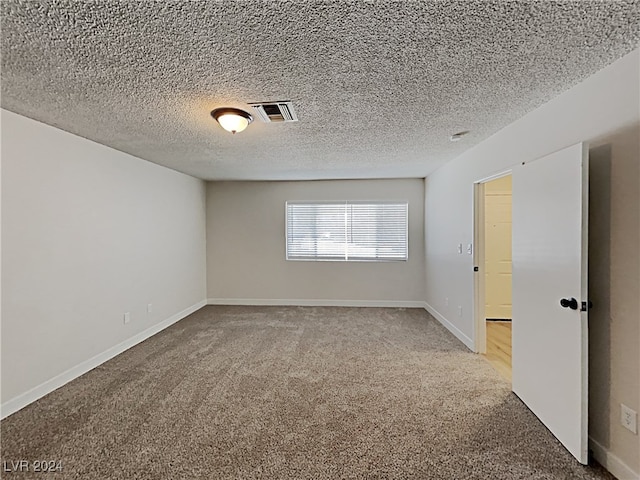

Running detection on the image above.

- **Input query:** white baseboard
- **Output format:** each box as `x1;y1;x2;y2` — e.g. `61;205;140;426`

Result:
590;436;639;480
0;300;207;420
423;302;474;351
207;298;427;308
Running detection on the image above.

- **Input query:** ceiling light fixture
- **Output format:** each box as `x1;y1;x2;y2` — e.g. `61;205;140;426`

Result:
210;107;253;134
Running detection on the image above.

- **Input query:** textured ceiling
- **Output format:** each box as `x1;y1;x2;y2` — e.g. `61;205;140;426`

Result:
1;1;639;181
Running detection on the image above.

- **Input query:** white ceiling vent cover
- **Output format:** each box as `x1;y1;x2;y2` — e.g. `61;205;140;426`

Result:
249;101;298;123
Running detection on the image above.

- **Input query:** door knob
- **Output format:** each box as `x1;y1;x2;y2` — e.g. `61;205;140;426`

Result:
560;297;578;310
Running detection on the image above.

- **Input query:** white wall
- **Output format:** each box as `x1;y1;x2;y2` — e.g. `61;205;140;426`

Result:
1;110;207;414
424;49;639;478
207;179;425;306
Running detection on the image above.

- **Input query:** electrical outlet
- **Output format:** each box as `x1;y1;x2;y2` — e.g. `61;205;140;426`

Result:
445;297;449;307
457;243;463;254
123;312;130;325
458;306;463;317
147;303;152;314
621;404;637;434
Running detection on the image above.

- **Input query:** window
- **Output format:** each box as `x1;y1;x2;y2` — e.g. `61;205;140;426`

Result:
285;201;408;261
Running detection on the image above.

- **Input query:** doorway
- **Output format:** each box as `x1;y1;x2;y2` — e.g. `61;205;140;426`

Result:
474;174;513;383
471;144;589;463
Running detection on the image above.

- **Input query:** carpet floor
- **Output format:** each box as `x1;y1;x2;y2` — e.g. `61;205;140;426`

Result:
1;306;614;479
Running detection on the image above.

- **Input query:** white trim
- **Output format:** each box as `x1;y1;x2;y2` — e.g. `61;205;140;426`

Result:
0;300;207;420
423;302;474;350
473;181;487;354
589;436;639;480
207;298;426;308
472;170;514;354
475;168;514;185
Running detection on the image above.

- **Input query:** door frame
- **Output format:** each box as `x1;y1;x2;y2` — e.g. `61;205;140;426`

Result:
472;169;513;354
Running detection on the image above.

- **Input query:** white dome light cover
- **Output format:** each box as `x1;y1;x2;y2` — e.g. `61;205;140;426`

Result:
211;108;253;134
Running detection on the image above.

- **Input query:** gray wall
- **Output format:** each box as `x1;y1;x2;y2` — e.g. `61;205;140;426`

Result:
588;126;640;475
1;110;207;407
206;179;425;305
424;49;639;476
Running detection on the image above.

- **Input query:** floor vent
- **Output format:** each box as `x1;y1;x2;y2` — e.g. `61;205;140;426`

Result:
249;101;298;123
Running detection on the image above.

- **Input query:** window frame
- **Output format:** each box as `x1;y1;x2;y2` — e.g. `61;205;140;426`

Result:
285;200;409;262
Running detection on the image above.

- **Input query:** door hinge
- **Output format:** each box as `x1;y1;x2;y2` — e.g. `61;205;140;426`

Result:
581;301;593;312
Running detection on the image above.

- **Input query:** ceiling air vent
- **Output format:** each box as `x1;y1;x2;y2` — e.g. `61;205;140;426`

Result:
248;101;298;123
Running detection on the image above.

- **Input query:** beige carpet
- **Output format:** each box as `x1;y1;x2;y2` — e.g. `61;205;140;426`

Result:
1;306;613;479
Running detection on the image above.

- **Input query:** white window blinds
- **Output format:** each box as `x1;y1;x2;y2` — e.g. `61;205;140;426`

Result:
286;202;408;261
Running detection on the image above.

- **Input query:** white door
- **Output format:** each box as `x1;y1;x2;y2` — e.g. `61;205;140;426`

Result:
484;176;513;320
511;143;589;464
